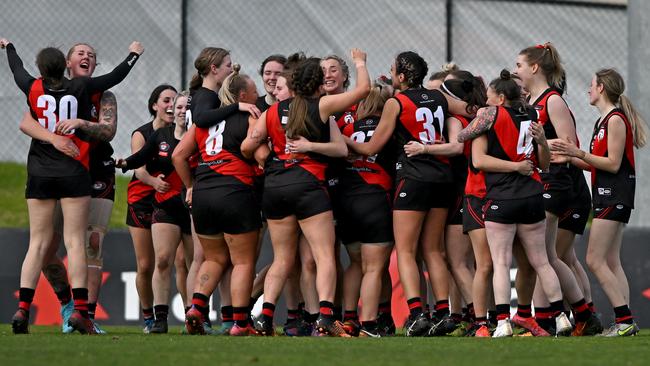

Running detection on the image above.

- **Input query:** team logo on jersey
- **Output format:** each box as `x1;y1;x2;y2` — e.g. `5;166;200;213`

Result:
572;213;581;219
616;204;624;209
344;113;354;124
92;181;107;191
421;93;429;100
597;128;605;141
597;187;612;196
543;193;551;199
490;205;499;210
159;142;170;152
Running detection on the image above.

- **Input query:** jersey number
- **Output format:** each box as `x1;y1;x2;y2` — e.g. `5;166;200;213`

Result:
415;106;444;144
517;120;534;155
37;95;78;133
205;121;226;155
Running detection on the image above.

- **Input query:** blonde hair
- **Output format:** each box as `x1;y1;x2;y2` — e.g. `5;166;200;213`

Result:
596;68;647;148
519;42;565;92
356;80;392;120
218;64;251;106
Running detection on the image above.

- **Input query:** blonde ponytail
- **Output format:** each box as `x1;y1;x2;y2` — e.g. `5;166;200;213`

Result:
619;94;647;148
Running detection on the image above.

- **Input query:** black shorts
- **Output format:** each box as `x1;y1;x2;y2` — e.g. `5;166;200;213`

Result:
462;195;486;233
336;190;393;244
542;187;572;216
558;204;591;235
253;175;266;222
192;185;262;235
126;194;154;229
25;174;92;199
90;174;115;201
263;181;331;220
393;178;454;211
484;195;546;225
446;194;463;225
152;195;192;234
593;204;632;224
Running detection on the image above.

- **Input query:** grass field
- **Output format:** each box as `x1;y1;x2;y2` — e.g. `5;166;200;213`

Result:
1;325;649;366
0;162;129;228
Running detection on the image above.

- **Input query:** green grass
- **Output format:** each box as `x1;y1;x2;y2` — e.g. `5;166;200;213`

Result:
0;162;129;228
1;325;649;366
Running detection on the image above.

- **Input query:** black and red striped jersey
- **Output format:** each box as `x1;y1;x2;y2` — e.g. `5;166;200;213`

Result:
256;95;271;113
484;106;543;200
393;88;452;182
124;125;184;204
194;111;255;189
531;88;573;191
340;115;395;193
589;108;635;208
264;97;330;186
127;122;159;204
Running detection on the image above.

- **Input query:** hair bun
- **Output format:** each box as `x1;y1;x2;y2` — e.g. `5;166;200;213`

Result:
441;62;459;73
500;69;511;81
232;63;241;74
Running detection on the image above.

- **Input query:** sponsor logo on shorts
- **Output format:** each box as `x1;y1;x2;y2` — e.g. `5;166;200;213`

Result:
543;193;551;199
594;207;603;212
399;192;407;198
597;187;612;196
93;181;107;191
395;162;402;170
460;208;464;213
616;204;624;209
490;205;499;210
572;214;580;219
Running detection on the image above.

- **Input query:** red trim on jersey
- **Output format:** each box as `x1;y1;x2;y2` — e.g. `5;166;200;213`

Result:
341;118;392;192
266;103;327;181
155;170;183;203
395;92;449;164
465;168;486;198
335;104;357;130
127;179;156;204
492;106;542;183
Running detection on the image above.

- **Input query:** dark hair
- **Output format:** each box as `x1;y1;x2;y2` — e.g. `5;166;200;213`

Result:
322;55;350;89
36;47;66;89
286;57;323;140
428;62;459;82
443;69;487;114
395;51;428;88
148;84;177;117
489;69;526;112
189;47;230;91
281;52;307;90
519;42;565;92
219;64;252;105
259;54;287;76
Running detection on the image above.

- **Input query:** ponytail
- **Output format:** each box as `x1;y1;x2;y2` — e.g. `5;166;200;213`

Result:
619;95;647;148
519;42;565;92
356;81;392;120
286;57;323;140
189;73;203;91
218;63;242;106
286;95;312;139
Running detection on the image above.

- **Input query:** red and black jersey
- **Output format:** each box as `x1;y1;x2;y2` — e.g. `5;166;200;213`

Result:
449;114;471;194
124;125;184;204
589;108;635;208
339;115;395;193
465;153;486;199
256;95;271;113
393;88;452;183
25;78;93;176
326;104;357;184
194;111;255;190
264;97;330;186
333;104;357;130
127;122;160;204
531;88;573;191
484;106;543;200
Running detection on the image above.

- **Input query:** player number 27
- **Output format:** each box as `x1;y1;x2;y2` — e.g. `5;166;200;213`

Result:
205;121;226;155
416;106;444;144
37;94;78;133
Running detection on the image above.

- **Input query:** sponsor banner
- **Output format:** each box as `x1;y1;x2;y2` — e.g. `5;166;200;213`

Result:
1;228;649;327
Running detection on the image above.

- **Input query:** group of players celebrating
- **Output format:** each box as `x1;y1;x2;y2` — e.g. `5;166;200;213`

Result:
2;36;645;338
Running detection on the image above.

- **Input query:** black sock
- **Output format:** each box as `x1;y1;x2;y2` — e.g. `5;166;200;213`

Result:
488;310;497;326
517;304;532;318
306;313;319;323
475;316;488;325
221;305;233;323
333;305;342;321
55;285;72;305
361;320;377;331
571;299;591;323
18;287;36;313
233;306;248;327
549;300;565;316
287;308;300;321
88;302;97;320
143;307;154;321
613;305;633;324
320;301;335;319
407;297;423;317
495;304;510;321
262;302;275;322
154;304;169;321
72;288;89;318
434;300;450;319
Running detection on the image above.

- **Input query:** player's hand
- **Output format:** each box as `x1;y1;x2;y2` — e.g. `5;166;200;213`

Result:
286;136;312;153
404;141;427;157
515;159;535;176
129;41;144;55
529;122;546;144
351;48;367;66
0;39;9;49
184;186;193;208
50;134;79;158
114;159;127;169
152;174;170;193
56;119;83;135
239;102;261;119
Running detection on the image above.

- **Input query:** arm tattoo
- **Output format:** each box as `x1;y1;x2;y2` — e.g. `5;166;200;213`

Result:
457;106;497;142
81;91;118;142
